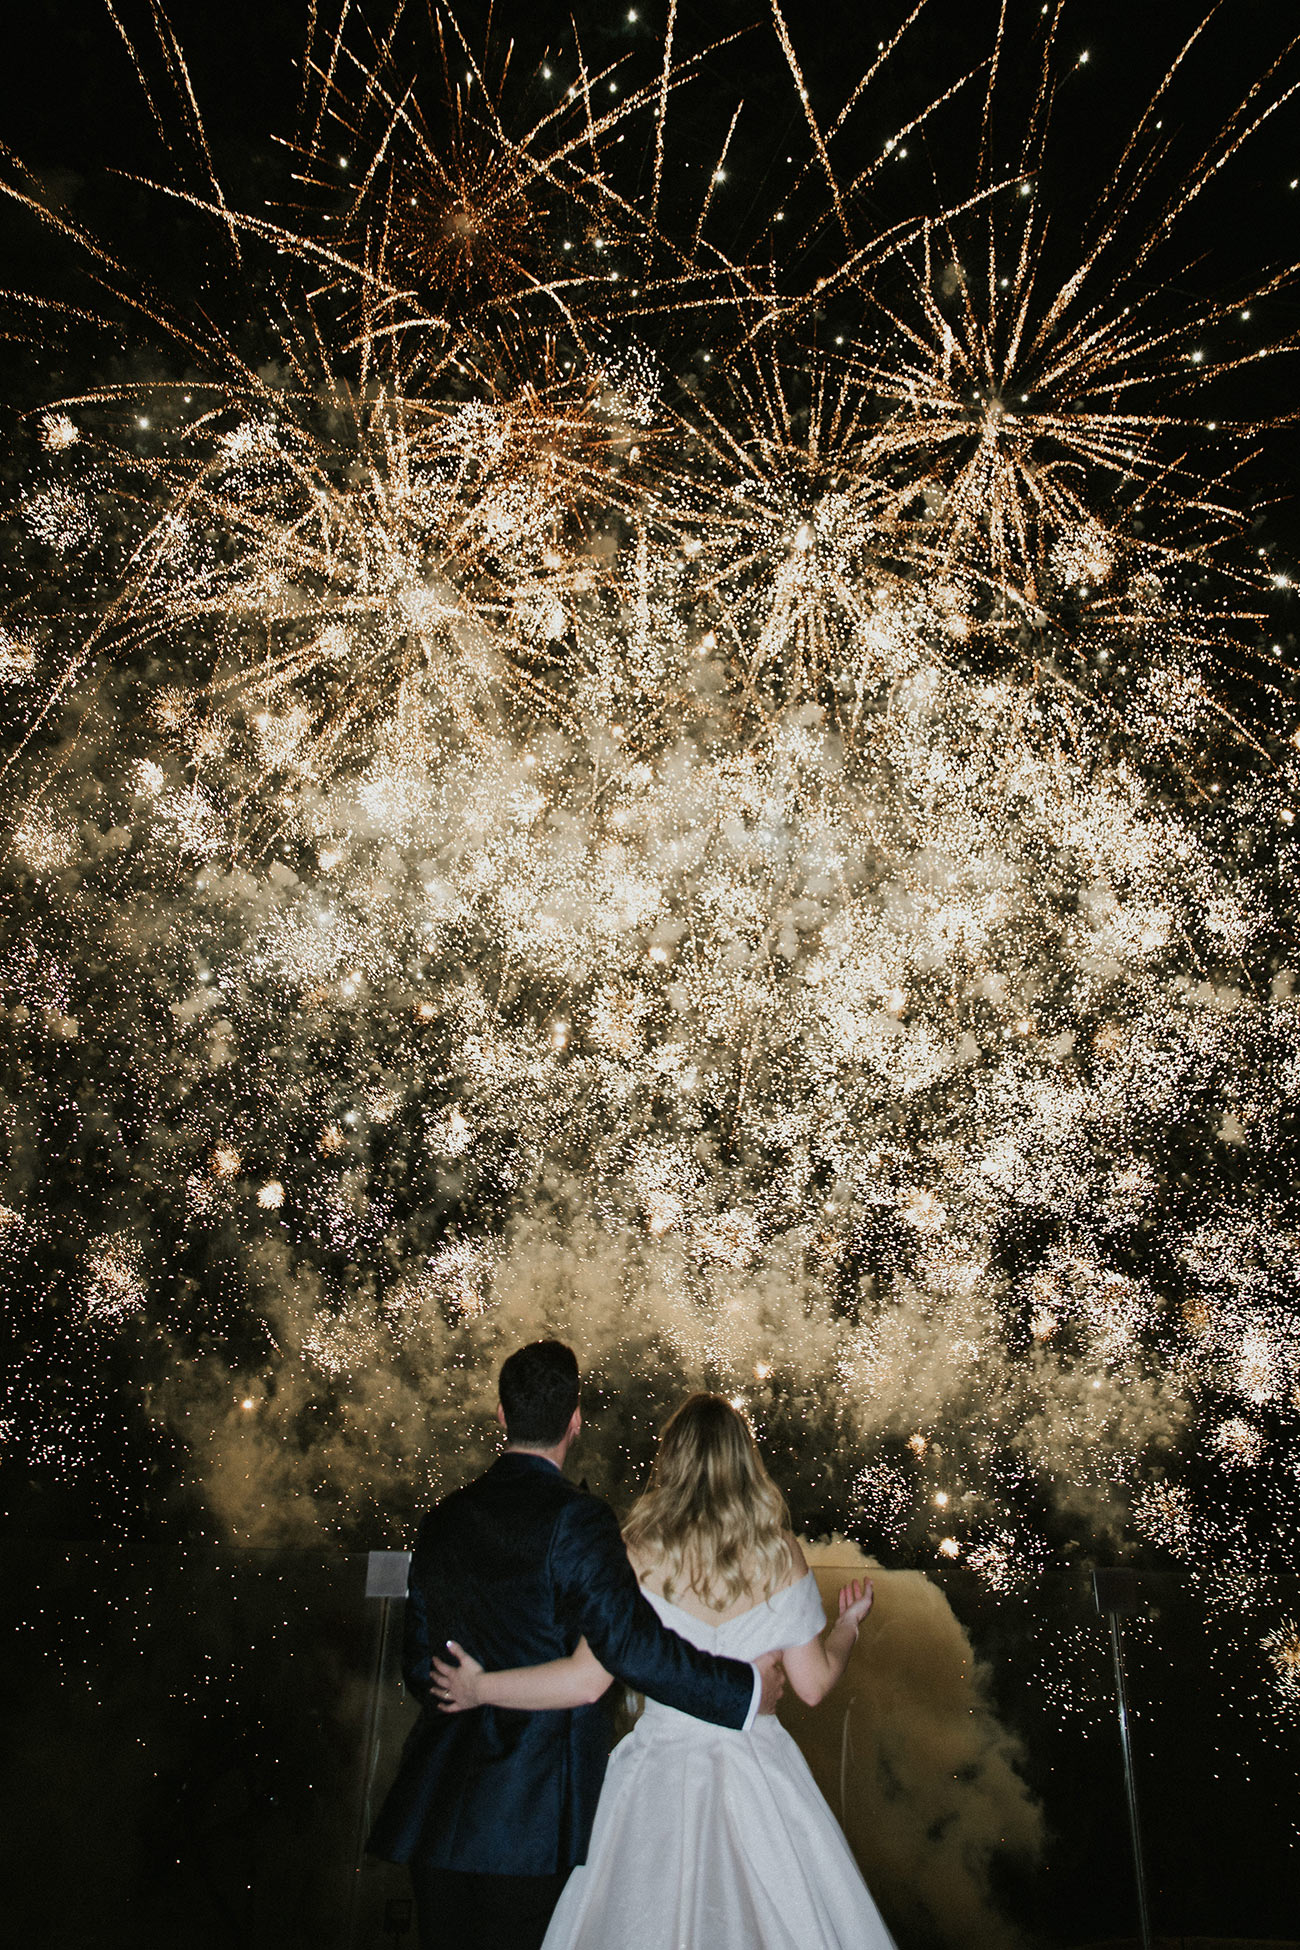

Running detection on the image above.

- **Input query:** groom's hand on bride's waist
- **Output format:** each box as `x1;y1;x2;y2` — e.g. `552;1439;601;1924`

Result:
755;1652;784;1717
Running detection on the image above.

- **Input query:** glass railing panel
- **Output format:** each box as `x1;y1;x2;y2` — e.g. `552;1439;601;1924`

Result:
4;1543;1297;1948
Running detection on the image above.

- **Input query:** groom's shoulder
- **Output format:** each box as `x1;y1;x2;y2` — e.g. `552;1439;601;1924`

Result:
547;1478;622;1547
414;1455;599;1533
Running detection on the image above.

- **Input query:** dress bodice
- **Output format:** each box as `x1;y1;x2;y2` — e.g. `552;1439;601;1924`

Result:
644;1571;827;1664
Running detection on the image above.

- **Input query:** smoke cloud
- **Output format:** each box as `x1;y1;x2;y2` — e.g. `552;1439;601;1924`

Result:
797;1541;1043;1950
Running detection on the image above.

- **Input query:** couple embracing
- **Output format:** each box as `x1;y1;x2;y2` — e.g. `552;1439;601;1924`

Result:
368;1340;896;1950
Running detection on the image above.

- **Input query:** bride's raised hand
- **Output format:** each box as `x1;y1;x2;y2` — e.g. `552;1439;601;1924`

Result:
431;1640;484;1713
836;1577;874;1635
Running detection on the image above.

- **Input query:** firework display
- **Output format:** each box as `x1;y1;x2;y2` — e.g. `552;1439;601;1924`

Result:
2;0;1299;1744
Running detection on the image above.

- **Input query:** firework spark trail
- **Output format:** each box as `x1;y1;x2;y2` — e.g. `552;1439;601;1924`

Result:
2;0;1300;1735
651;0;676;236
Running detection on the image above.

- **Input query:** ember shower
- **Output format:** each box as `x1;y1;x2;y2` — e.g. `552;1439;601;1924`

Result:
3;2;1300;1715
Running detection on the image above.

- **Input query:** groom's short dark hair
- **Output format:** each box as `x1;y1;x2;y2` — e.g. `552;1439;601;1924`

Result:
498;1340;580;1445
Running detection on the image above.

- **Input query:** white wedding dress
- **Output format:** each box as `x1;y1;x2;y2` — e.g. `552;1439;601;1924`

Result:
541;1572;898;1950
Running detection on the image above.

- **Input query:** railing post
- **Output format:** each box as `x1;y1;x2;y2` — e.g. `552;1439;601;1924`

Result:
1092;1568;1153;1950
348;1551;411;1950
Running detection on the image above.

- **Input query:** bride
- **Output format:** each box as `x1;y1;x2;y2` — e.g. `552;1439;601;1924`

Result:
432;1392;897;1950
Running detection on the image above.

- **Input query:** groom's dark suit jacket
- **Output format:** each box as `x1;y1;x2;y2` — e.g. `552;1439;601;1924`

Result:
367;1449;755;1876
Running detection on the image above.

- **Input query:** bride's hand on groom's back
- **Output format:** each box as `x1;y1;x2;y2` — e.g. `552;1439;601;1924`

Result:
431;1641;484;1713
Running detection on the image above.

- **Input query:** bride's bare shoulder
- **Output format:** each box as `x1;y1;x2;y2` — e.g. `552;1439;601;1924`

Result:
780;1533;810;1587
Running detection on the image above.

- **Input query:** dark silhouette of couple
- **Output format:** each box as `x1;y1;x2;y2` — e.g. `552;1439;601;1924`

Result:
369;1340;895;1949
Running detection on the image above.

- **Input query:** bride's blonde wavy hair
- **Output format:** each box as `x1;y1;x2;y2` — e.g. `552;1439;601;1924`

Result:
622;1393;792;1610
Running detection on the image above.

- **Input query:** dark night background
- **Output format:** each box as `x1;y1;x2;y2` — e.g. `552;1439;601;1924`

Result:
2;4;1299;1947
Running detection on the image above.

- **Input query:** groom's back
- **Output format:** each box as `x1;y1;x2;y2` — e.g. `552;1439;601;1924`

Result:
367;1450;614;1877
416;1455;588;1673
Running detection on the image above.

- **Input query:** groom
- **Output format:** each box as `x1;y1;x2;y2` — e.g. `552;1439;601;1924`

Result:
367;1339;780;1950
